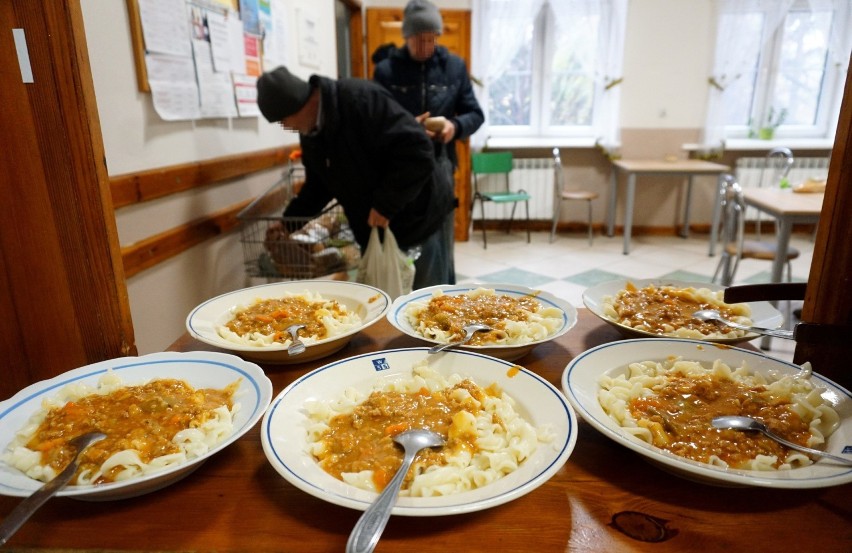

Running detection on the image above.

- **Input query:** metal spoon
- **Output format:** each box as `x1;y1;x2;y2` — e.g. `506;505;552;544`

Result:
428;323;492;354
0;431;107;546
345;429;446;553
285;323;306;356
692;309;794;339
711;415;852;466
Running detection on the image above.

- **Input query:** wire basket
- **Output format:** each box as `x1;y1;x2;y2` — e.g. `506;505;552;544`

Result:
238;166;360;280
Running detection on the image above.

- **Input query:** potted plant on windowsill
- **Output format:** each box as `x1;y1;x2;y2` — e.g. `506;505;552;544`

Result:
749;107;788;140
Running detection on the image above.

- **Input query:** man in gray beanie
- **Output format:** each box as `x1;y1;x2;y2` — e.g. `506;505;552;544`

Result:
373;0;484;283
402;0;443;38
256;66;456;290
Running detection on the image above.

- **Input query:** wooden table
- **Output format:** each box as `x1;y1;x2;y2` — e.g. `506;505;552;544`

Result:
741;188;824;349
607;159;730;255
2;311;850;552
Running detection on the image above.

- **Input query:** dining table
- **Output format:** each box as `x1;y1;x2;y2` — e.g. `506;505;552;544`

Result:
606;159;730;255
740;188;824;350
1;310;849;552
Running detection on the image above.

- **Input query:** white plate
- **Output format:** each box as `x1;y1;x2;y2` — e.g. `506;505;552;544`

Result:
0;351;272;501
186;280;391;364
561;338;852;489
582;278;783;344
387;284;578;362
262;348;577;515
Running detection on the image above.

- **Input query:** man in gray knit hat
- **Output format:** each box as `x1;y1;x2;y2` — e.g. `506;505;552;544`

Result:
373;0;484;284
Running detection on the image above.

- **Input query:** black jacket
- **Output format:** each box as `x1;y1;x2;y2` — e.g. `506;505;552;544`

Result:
282;75;453;251
373;45;484;169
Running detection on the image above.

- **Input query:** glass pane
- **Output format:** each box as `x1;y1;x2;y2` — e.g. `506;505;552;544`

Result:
488;22;534;126
549;14;597;126
772;9;831;126
721;13;762;128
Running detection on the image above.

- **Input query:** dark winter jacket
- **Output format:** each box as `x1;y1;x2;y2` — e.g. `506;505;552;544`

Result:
373;44;484;169
282;75;453;251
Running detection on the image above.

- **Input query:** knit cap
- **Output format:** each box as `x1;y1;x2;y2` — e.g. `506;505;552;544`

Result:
256;66;312;123
402;0;443;38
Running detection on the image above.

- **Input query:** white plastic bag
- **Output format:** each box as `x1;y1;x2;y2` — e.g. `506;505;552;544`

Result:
356;227;415;299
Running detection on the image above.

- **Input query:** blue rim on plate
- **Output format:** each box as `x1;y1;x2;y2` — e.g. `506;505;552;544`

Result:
186;280;391;364
0;351;272;501
387;283;578;361
262;347;578;515
561;338;852;488
582;278;783;344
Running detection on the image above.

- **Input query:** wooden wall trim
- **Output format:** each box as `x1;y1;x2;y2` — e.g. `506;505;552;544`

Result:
110;146;294;208
121;199;251;278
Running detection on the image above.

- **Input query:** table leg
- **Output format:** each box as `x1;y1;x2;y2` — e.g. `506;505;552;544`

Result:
708;174;723;256
760;218;793;350
623;173;635;255
607;168;617;237
681;176;693;238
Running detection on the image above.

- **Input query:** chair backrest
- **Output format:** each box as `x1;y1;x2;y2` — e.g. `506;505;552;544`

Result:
472;151;513;194
552;147;564;199
472;151;513;175
718;173;746;250
760;146;794;187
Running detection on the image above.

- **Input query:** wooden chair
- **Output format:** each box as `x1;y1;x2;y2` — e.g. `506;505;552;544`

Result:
712;173;800;296
471;151;531;249
549;148;598;245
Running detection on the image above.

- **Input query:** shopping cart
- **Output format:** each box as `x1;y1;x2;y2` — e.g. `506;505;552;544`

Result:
238;165;360;281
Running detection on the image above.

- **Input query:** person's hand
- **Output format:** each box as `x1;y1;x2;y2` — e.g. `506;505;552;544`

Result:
368;208;389;228
438;119;456;144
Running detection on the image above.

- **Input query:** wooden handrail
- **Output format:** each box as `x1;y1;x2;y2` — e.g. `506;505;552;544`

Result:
109;146;295;208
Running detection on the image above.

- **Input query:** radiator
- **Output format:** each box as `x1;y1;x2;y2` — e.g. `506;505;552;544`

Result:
475;157;555;220
735;156;830;221
735;156;829;189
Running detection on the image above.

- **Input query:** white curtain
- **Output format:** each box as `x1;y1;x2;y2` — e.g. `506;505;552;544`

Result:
471;0;544;149
806;0;852;70
699;0;796;154
471;0;626;152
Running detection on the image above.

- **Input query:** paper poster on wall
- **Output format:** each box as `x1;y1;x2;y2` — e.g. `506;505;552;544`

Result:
138;0;192;56
296;7;319;69
206;9;233;73
193;39;238;118
244;32;262;76
145;53;201;120
239;0;260;35
233;73;260;117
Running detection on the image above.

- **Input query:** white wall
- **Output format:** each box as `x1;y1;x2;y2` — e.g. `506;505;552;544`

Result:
78;0;728;355
81;0;339;354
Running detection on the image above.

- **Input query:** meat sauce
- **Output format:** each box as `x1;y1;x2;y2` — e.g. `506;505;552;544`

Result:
629;372;812;468
225;297;346;342
317;380;498;491
612;282;745;336
27;379;237;484
416;293;541;345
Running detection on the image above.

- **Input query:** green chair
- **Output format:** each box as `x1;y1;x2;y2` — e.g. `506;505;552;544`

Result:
471;151;531;248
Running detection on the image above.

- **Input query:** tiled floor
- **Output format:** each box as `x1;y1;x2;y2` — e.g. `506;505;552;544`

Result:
454;228;815;364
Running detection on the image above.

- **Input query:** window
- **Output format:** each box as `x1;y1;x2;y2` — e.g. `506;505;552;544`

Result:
721;1;849;140
477;0;627;146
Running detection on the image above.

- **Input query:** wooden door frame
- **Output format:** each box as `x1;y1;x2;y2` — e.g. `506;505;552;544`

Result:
1;1;134;399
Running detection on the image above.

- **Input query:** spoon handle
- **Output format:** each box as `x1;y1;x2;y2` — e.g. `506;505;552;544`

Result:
0;456;81;545
721;319;794;340
346;448;416;553
764;429;852;466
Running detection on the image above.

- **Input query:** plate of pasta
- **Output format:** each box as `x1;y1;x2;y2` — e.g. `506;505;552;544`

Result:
583;279;783;343
261;348;577;515
186;280;391;364
0;351;272;501
561;338;852;488
387;284;577;361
